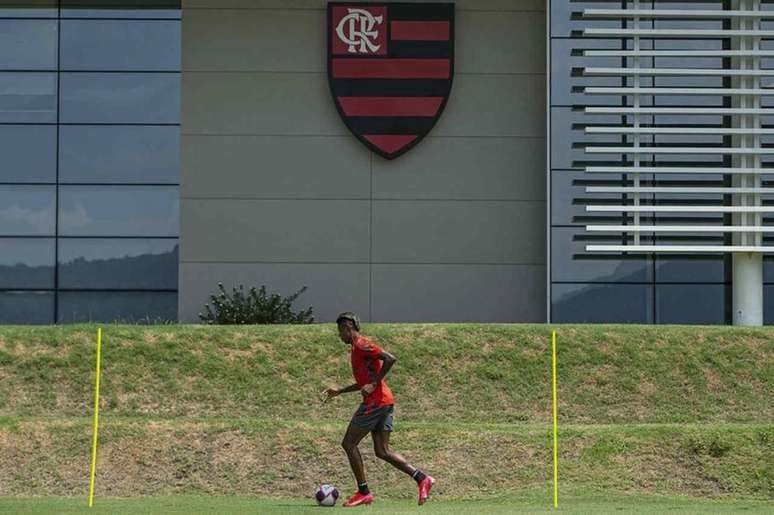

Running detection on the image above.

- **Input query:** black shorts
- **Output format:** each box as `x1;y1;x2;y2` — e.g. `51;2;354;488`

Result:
350;403;394;433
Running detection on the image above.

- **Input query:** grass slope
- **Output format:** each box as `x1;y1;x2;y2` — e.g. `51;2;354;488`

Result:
1;493;772;515
0;324;771;502
0;324;771;423
0;418;770;499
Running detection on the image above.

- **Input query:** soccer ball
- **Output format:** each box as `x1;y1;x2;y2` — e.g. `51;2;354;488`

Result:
314;484;339;507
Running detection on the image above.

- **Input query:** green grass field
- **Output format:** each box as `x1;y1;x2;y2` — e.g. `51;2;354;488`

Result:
0;324;771;512
1;493;772;514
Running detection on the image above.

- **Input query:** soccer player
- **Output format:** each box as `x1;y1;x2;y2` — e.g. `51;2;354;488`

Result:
323;312;435;507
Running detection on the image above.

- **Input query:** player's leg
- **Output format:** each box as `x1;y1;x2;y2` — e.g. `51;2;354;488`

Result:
341;422;370;485
371;406;435;505
341;407;375;507
371;429;415;475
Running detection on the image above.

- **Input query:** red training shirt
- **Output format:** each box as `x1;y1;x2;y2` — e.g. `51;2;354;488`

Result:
350;335;395;409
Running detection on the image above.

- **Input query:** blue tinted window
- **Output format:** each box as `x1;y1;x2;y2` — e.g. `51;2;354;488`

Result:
0;5;57;18
0;72;57;123
0;20;57;70
656;255;727;284
0;292;55;325
0;186;56;236
0;125;57;183
57;291;177;323
59;126;179;184
656;284;726;325
59;73;180;124
0;238;55;289
61;20;180;71
59;186;179;237
552;283;654;323
60;1;181;19
59;238;178;289
552;227;653;283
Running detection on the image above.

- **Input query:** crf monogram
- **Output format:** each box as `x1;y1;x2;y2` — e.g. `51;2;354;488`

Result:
335;8;383;54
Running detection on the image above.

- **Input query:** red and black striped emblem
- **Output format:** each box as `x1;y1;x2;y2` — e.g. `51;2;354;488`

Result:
328;2;454;160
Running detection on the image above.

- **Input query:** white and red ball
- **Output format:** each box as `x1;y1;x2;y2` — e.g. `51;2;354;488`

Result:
314;484;339;507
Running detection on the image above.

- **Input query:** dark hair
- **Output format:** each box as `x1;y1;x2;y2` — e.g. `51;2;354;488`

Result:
336;311;361;331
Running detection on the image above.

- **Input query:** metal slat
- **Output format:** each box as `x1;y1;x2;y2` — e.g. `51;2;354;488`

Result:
585;127;774;135
585;187;774;194
585;147;774;154
585;107;774;115
583;49;774;57
584;28;774;37
582;9;774;19
586;225;774;233
586;166;774;174
583;87;774;95
585;245;774;253
586;206;774;213
584;67;774;76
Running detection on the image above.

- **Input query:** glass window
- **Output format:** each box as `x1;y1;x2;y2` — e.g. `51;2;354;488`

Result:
0;125;57;183
0;20;57;70
656;284;727;325
59;126;179;184
58;238;178;289
552;283;654;323
550;0;639;38
551;170;655;227
0;2;57;18
552;226;653;283
58;185;179;237
656;255;727;284
59;73;180;124
57;291;177;323
0;185;56;236
0;238;55;289
551;38;654;108
765;285;774;325
61;1;181;19
61;20;180;71
550;108;654;171
0;291;54;325
0;72;57;123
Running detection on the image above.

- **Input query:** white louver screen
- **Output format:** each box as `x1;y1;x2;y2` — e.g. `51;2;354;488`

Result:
578;0;774;253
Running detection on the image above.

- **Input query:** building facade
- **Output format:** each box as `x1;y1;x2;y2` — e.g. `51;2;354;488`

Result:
3;0;774;324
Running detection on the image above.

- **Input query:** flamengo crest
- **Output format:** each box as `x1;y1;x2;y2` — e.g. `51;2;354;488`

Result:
328;2;455;159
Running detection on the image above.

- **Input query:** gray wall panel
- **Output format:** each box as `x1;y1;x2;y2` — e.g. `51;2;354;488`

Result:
183;1;546;11
179;263;370;323
457;11;546;74
373;137;545;201
435;74;546;137
182;72;342;135
183;8;545;74
372;201;546;264
182;135;370;199
372;264;546;322
182;9;324;72
183;72;545;137
180;1;548;322
181;199;370;262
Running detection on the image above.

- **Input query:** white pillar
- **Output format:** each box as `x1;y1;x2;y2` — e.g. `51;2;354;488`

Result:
733;253;763;326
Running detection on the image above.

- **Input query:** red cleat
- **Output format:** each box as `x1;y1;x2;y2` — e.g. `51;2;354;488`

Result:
418;476;435;505
343;492;374;507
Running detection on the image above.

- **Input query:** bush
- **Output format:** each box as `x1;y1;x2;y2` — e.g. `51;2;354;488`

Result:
199;283;314;324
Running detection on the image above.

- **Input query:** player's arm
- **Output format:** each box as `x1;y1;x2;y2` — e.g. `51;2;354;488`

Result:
323;383;359;401
362;350;396;394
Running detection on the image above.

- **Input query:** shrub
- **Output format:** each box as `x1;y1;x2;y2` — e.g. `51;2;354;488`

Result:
199;283;314;325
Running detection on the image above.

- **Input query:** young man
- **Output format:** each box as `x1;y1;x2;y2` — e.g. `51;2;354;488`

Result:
323;312;434;507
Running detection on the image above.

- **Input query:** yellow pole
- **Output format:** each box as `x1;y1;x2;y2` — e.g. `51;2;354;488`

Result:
88;327;102;507
552;329;558;509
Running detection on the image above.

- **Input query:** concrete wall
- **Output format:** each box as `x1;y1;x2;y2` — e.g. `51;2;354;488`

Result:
179;0;547;322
